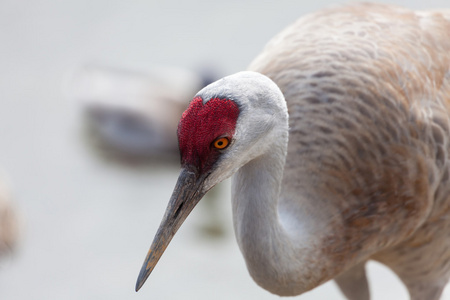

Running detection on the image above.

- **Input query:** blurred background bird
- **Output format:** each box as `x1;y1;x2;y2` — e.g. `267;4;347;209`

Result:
70;64;218;161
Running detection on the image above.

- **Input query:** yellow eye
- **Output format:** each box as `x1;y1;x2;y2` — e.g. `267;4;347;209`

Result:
213;137;229;149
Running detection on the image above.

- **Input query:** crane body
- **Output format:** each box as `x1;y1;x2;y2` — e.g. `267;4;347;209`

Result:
136;4;450;300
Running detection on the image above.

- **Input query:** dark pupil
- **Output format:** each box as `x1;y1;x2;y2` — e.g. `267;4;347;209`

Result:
217;141;223;146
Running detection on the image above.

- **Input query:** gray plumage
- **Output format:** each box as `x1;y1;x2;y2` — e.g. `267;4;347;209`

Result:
246;4;450;299
136;4;450;299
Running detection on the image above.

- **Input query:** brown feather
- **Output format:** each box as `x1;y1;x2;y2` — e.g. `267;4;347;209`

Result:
250;3;450;299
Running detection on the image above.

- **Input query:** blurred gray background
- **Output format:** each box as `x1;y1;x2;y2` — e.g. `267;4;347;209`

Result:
0;0;449;299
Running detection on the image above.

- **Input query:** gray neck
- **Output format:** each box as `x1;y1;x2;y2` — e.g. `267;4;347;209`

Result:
231;119;325;296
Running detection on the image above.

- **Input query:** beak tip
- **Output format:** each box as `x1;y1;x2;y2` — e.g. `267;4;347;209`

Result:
134;168;203;293
135;276;145;292
135;265;150;292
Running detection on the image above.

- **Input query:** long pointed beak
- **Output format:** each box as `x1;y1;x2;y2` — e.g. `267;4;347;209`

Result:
135;167;207;292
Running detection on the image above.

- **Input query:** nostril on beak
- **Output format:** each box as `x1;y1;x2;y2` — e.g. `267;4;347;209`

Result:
173;202;184;220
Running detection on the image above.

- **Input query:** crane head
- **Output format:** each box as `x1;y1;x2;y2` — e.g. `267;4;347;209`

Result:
135;71;287;291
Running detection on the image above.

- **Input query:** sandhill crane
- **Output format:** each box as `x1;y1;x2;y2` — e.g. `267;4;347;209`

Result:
135;3;450;300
